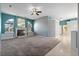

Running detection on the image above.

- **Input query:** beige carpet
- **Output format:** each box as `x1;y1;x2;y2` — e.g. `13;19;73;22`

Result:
1;36;60;56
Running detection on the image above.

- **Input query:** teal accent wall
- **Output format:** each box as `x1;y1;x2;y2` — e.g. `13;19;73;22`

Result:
60;18;77;25
1;13;18;37
60;21;67;25
1;13;35;36
0;4;1;39
0;8;1;39
1;13;16;34
25;18;35;32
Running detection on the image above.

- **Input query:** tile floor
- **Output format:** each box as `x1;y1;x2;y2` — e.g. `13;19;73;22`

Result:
45;35;78;56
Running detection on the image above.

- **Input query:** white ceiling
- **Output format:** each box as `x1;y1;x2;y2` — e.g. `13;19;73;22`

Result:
0;3;78;20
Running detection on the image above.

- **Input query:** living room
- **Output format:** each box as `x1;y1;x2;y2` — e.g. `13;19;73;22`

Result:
0;3;78;56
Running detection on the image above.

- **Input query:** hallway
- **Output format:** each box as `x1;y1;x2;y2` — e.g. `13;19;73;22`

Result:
46;35;77;56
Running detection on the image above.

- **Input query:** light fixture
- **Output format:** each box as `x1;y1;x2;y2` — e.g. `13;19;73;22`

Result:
31;8;42;16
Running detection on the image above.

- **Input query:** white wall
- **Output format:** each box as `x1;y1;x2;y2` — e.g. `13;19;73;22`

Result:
77;3;79;56
55;20;61;38
34;16;55;37
48;20;55;37
34;16;48;37
49;3;78;38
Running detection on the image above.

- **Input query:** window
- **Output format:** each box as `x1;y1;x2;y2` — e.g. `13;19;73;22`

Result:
27;21;32;32
5;19;14;33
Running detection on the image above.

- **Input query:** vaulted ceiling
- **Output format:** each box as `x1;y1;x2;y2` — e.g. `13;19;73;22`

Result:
0;3;78;20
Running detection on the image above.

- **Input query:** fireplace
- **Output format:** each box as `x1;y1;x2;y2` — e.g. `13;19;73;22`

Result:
17;30;25;36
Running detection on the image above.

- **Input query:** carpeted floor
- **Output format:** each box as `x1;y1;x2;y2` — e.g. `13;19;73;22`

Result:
1;36;60;56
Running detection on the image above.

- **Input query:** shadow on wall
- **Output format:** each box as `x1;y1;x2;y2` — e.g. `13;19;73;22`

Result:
34;16;48;37
34;16;55;37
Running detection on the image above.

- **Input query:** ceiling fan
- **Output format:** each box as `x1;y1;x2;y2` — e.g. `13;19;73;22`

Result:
31;8;42;16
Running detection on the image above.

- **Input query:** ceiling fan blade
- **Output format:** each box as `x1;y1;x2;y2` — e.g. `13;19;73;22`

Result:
37;11;42;13
36;13;39;15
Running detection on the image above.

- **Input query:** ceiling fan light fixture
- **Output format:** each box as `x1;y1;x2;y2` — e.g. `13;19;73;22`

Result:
30;7;42;16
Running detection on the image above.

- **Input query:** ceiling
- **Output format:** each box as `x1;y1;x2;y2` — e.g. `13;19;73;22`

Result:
0;3;78;20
